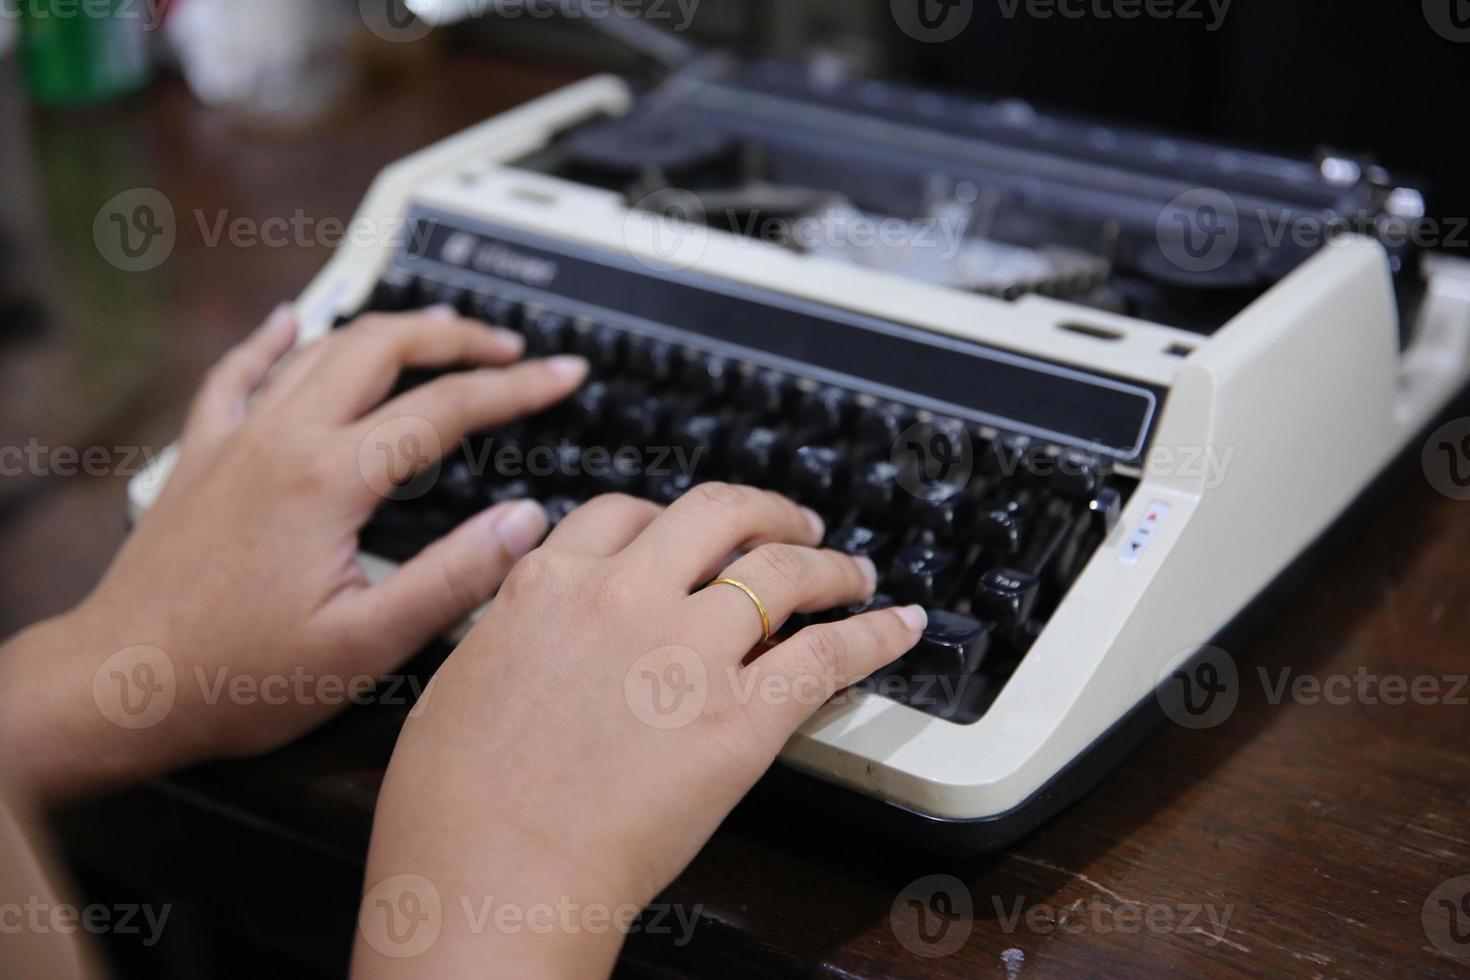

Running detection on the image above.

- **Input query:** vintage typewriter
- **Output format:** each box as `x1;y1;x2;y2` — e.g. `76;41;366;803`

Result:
130;52;1470;851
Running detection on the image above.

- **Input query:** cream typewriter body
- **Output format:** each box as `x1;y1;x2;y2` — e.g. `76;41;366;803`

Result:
130;64;1470;851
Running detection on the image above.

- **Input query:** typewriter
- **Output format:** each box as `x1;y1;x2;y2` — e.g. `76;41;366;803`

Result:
130;55;1470;852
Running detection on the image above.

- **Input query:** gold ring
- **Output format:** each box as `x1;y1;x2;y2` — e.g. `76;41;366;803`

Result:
709;578;771;644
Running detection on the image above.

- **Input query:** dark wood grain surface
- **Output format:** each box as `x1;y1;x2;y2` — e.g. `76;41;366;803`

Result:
4;51;1470;980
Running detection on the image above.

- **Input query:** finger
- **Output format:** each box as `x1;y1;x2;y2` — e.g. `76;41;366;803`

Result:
182;304;298;447
744;607;927;730
621;483;824;587
331;499;549;665
282;307;527;423
353;357;588;500
542;494;663;556
688;544;877;653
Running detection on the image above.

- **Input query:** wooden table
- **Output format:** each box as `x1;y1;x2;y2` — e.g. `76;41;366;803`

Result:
5;51;1470;980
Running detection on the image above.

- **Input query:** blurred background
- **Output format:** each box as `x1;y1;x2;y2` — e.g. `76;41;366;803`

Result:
0;1;1464;975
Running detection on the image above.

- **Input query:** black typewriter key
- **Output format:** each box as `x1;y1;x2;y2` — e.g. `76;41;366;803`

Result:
488;479;534;506
617;397;667;446
1051;449;1101;499
905;611;993;677
572;321;623;371
370;267;417;311
854;400;909;453
522;309;571;356
646;472;694;505
1088;486;1124;534
826;525;892;562
670;415;726;462
797;385;850;434
566;381;612;434
590;450;641;494
680;351;732;398
790;445;843;505
728;427;786;485
547;444;585;490
472;292;520;328
437;457;483;512
853;460;902;515
811;591;895;628
735;366;789;415
976;568;1041;639
912;484;972;538
425;280;469;313
889;546;955;606
625;335;678;382
983;432;1034;481
977;498;1029;556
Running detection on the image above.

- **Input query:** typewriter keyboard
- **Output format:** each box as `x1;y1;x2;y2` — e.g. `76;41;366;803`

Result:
351;268;1136;724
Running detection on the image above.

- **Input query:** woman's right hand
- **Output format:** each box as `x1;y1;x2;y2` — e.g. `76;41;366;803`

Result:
357;485;926;978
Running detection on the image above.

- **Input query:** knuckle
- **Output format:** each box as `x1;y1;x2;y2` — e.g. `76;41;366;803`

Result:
690;481;748;510
752;543;808;589
585;493;643;518
497;548;560;599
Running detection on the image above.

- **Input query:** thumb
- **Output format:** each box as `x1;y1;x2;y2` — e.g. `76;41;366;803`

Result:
341;500;548;666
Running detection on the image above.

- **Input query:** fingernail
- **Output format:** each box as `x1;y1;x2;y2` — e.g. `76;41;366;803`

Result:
896;605;928;632
425;303;457;320
490;326;525;349
265;303;295;332
491;500;548;559
545;355;589;382
855;556;878;591
800;507;825;540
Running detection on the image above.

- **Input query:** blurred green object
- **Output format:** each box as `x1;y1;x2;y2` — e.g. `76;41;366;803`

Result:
17;0;154;105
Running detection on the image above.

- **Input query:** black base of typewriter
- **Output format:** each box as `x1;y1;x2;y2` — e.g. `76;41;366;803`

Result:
744;393;1468;855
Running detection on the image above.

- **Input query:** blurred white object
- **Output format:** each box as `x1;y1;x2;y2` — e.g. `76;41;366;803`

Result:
404;0;481;25
166;0;353;121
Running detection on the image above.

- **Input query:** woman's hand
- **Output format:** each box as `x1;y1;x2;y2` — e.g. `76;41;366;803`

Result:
357;486;926;978
0;304;588;805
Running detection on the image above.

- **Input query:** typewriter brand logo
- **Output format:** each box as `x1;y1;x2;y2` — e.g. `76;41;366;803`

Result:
1156;188;1239;274
1424;0;1470;41
894;420;974;499
625;189;709;273
93;645;176;730
1157;645;1237;729
1423;418;1470;500
359;874;443;958
625;645;707;730
891;875;973;958
473;244;559;288
893;0;974;41
359;415;444;502
94;188;176;272
360;0;435;43
1423;876;1470;959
